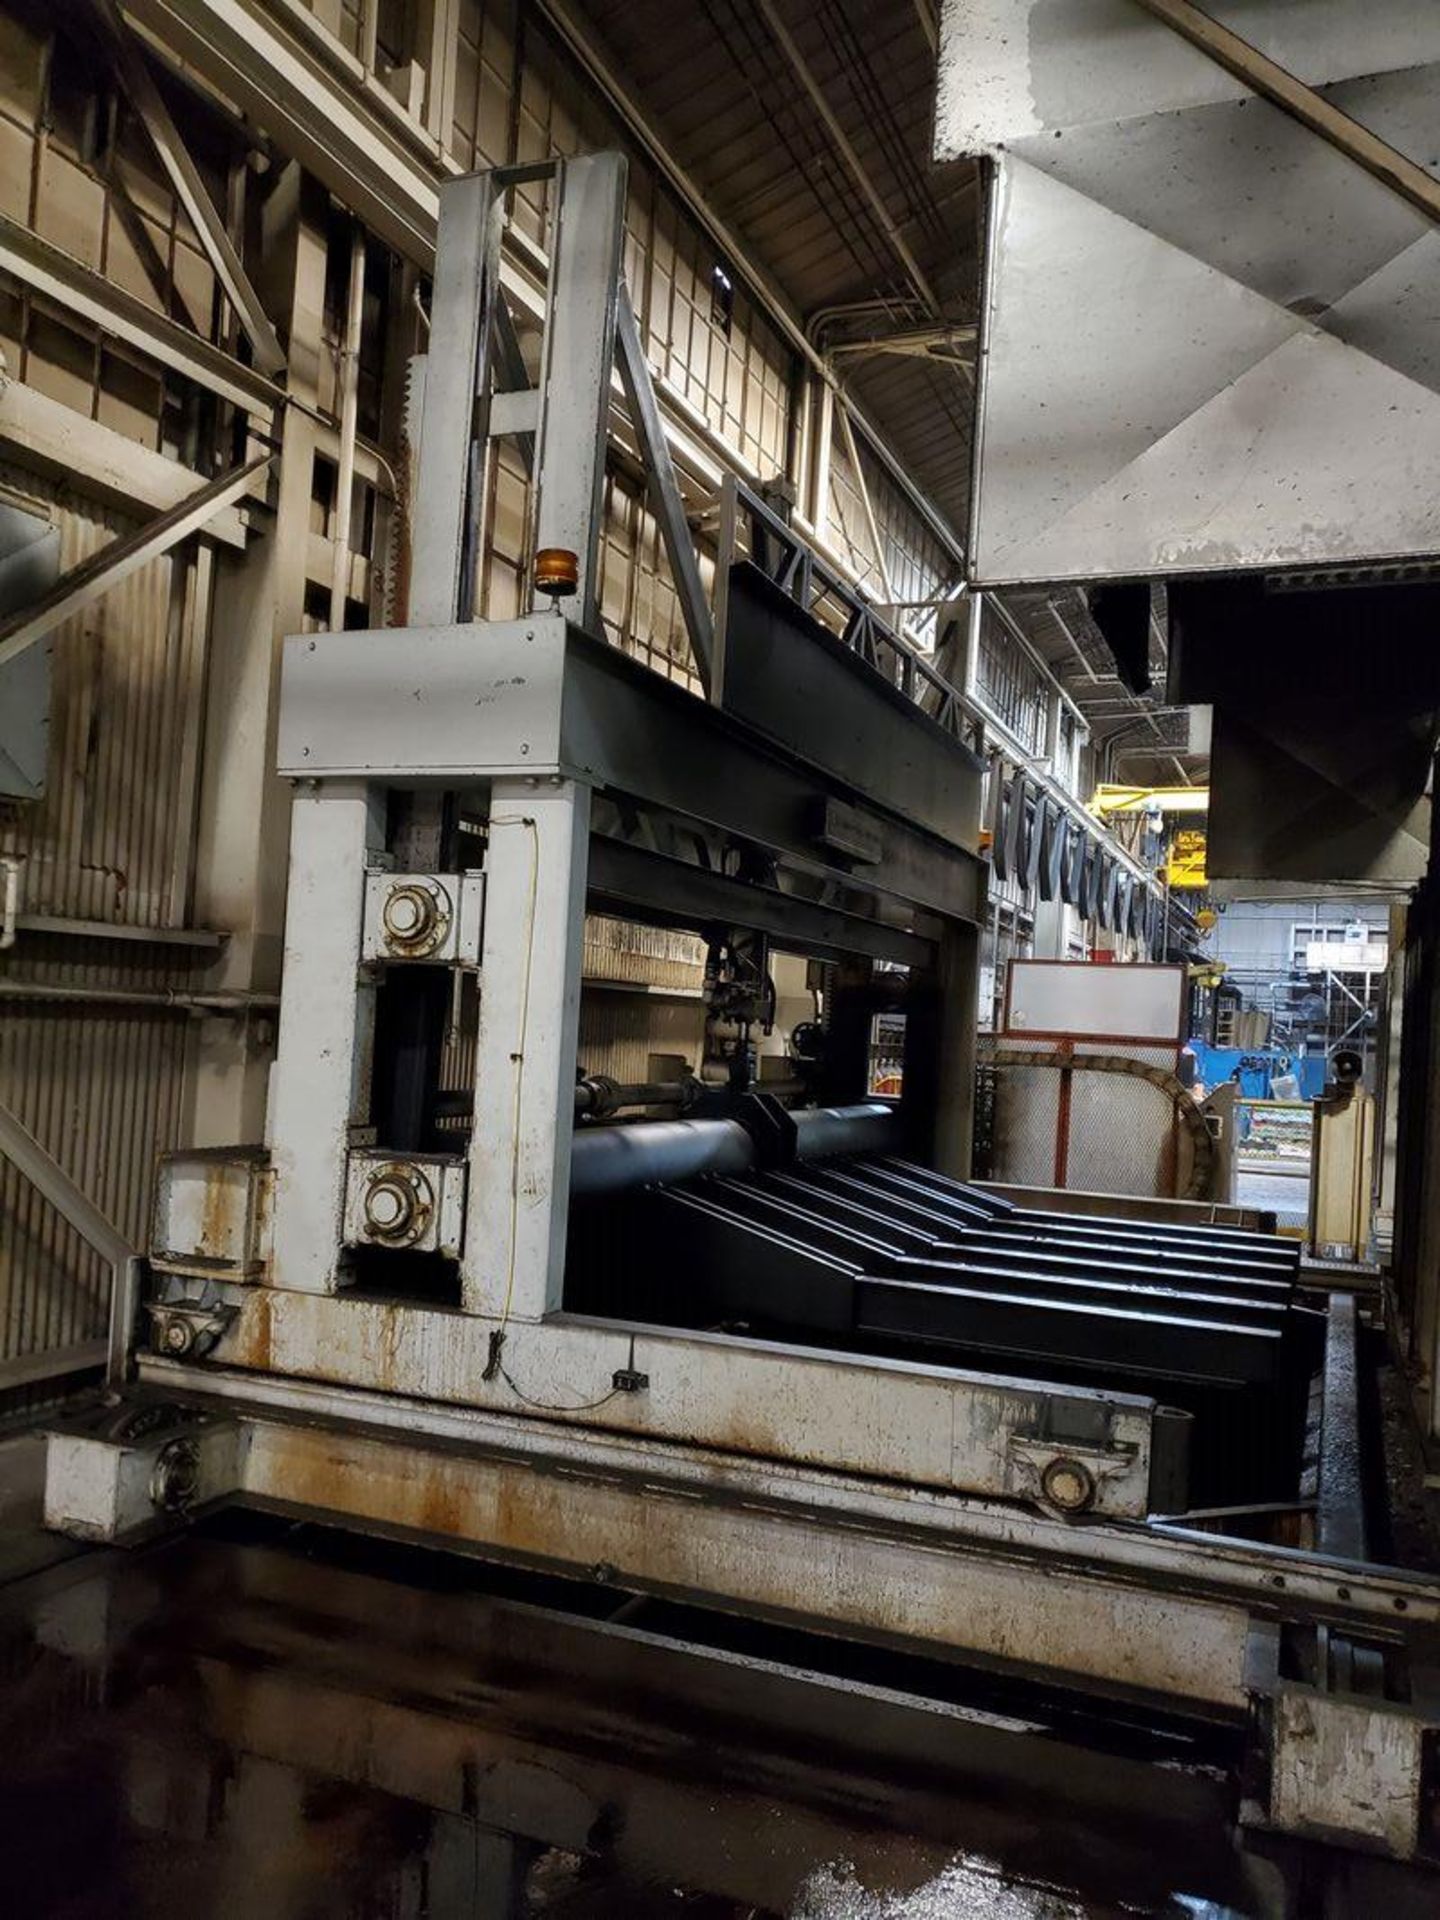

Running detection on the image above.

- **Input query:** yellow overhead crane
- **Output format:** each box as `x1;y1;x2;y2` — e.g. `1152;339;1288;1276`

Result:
1090;784;1210;816
1090;785;1210;891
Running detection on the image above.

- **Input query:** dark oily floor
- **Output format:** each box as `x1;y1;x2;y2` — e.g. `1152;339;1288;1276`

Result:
0;1466;1436;1917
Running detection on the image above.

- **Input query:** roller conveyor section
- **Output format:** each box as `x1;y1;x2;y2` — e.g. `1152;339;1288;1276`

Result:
566;1120;1315;1508
871;1160;1299;1265
648;1164;1295;1385
762;1166;1296;1296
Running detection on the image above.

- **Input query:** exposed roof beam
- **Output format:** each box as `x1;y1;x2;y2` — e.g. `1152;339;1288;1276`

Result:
529;0;964;556
126;0;970;566
95;0;287;373
828;323;976;364
1131;0;1440;227
0;453;270;672
749;0;942;315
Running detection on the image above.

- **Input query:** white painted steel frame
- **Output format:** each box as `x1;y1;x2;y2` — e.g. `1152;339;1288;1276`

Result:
238;752;1030;1513
229;1403;1245;1708
144;1294;1161;1518
49;1356;1439;1852
465;778;591;1318
409;167;505;628
267;783;387;1294
257;148;1096;1525
532;154;626;636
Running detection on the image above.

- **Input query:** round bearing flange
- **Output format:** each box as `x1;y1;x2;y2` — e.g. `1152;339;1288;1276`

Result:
361;1162;435;1247
381;881;451;957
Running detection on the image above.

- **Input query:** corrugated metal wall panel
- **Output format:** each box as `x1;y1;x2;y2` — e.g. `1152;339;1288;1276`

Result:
0;457;203;1403
583;917;705;989
0;461;204;928
0;1000;190;1407
578;991;706;1087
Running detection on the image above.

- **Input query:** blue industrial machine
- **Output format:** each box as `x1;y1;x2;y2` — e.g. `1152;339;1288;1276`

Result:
1188;1043;1327;1104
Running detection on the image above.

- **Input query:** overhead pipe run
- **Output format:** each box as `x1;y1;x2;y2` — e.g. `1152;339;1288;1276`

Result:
328;223;367;630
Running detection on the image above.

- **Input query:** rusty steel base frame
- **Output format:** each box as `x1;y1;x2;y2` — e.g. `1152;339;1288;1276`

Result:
42;1364;1440;1863
134;1288;1179;1521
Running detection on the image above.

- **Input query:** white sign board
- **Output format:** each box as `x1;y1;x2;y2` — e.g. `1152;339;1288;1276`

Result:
1004;961;1185;1043
1305;941;1388;974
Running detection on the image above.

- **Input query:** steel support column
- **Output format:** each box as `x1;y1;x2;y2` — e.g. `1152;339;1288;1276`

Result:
409;169;505;627
188;177;328;1148
464;778;592;1320
532;154;627;634
267;782;387;1293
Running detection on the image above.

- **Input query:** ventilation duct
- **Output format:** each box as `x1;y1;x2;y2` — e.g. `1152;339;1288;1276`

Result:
937;1;1440;585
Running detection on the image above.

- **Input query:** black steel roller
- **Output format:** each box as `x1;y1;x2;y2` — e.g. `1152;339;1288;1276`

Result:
569;1103;898;1195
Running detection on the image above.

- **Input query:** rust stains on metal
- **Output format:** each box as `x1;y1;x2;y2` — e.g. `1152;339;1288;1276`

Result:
239;1420;1250;1709
226;1288;274;1371
198;1165;233;1260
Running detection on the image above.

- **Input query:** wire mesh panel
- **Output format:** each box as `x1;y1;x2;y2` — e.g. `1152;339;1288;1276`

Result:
987;1039;1192;1199
1065;1066;1179;1199
989;1062;1062;1188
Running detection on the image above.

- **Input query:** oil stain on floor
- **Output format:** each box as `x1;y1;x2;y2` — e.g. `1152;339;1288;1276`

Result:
0;1510;1434;1918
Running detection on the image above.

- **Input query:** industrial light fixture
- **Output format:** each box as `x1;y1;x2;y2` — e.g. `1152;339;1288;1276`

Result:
534;545;579;600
